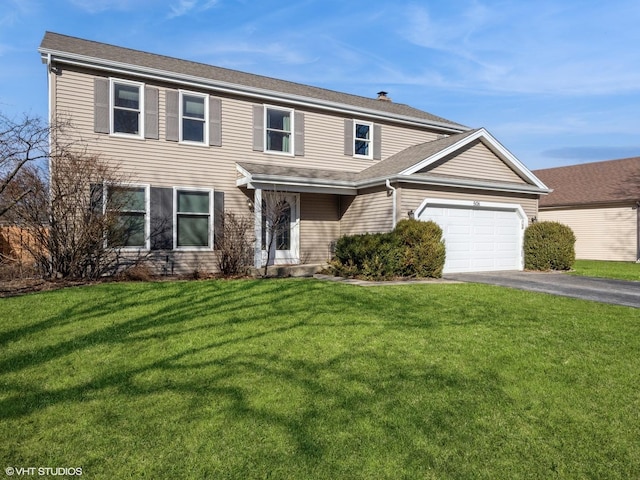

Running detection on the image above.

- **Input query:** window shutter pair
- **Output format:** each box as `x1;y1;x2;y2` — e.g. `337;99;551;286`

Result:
149;187;225;250
93;78;158;139
165;90;222;146
343;119;382;160
252;105;305;156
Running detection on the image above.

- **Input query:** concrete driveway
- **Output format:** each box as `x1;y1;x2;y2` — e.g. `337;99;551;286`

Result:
445;271;640;308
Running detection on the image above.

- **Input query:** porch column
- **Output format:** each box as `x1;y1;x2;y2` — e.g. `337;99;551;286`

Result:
254;188;263;268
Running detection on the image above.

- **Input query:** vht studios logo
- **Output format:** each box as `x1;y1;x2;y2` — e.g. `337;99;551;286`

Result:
5;467;83;476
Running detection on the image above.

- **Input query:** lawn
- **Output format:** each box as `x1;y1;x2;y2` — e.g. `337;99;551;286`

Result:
1;279;639;479
570;259;640;281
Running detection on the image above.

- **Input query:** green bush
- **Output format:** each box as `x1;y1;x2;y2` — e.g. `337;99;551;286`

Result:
331;219;445;280
524;221;576;271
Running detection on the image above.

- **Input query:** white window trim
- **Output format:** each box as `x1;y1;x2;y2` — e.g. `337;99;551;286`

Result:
109;78;145;139
353;120;373;159
179;90;209;146
173;186;214;251
103;183;150;251
264;105;294;156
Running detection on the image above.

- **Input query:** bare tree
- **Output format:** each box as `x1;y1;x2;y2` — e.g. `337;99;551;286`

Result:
0;112;50;219
10;119;150;280
259;190;294;277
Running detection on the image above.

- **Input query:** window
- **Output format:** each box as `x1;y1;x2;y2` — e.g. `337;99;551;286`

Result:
265;107;293;153
106;185;149;249
175;189;212;249
112;80;143;136
180;92;207;144
354;121;372;158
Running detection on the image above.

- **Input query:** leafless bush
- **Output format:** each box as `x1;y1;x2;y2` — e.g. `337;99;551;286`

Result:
215;211;254;277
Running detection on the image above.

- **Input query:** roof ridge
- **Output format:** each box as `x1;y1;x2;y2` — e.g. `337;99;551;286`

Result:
40;31;466;130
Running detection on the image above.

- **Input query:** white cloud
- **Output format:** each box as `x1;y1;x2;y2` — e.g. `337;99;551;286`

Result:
67;0;157;13
399;1;640;96
167;0;197;18
167;0;219;18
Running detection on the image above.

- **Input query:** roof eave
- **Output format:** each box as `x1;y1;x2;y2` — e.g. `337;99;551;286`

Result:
358;174;551;195
39;47;468;134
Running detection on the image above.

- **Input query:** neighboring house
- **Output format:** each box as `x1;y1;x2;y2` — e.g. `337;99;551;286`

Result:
534;158;640;262
38;32;550;275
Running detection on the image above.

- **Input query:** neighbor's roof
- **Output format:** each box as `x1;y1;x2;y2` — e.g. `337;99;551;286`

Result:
534;157;640;207
39;31;467;131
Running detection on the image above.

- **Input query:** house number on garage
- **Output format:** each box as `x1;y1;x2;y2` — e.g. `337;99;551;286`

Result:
473;201;480;206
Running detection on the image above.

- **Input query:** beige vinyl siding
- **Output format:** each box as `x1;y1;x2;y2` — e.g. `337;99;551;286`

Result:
340;187;394;235
299;193;340;263
401;186;538;222
539;206;637;261
424;140;526;184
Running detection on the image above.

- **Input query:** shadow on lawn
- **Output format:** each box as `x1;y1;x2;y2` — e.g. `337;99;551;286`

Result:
0;280;511;476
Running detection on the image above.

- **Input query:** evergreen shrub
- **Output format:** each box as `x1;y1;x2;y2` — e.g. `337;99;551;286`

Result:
331;219;445;280
524;221;576;271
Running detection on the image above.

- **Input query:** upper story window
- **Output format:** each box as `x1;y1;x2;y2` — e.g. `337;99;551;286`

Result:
111;79;144;137
265;107;293;154
344;119;381;160
180;91;208;144
105;184;149;249
354;121;373;158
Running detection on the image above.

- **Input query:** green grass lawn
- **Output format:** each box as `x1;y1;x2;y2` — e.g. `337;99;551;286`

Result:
1;279;639;479
570;259;640;281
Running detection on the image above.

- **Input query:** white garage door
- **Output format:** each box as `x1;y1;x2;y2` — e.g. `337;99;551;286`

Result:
417;199;525;274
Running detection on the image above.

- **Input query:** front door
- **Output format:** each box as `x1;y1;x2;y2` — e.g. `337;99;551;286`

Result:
261;193;300;265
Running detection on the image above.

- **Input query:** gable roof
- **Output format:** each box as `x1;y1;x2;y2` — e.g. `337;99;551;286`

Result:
357;128;549;190
238;129;550;196
534;157;640;207
39;31;466;132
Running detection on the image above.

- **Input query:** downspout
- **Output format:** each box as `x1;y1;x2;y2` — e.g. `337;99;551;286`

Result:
636;201;640;262
386;179;397;229
45;53;53;189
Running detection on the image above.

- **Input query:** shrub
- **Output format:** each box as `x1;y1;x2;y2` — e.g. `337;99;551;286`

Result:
215;212;254;277
331;219;445;280
524;221;576;271
393;219;446;278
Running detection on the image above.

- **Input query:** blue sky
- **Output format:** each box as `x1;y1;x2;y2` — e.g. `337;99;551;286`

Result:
1;0;639;170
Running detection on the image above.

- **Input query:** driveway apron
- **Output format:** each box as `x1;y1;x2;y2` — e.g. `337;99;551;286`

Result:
445;271;640;308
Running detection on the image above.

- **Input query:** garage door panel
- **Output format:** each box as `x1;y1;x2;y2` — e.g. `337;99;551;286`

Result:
419;202;523;273
448;225;471;235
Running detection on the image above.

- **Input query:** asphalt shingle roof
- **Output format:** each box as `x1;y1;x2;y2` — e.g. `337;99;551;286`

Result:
39;31;466;130
534;157;640;207
356;129;480;180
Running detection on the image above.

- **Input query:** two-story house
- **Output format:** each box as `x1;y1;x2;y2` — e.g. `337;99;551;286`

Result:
38;32;550;275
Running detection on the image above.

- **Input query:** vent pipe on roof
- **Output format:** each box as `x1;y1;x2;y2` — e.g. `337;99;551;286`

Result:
377;91;392;102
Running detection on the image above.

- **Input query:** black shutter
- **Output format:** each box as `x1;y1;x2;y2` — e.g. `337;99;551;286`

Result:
89;183;104;213
213;191;224;250
150;187;173;250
